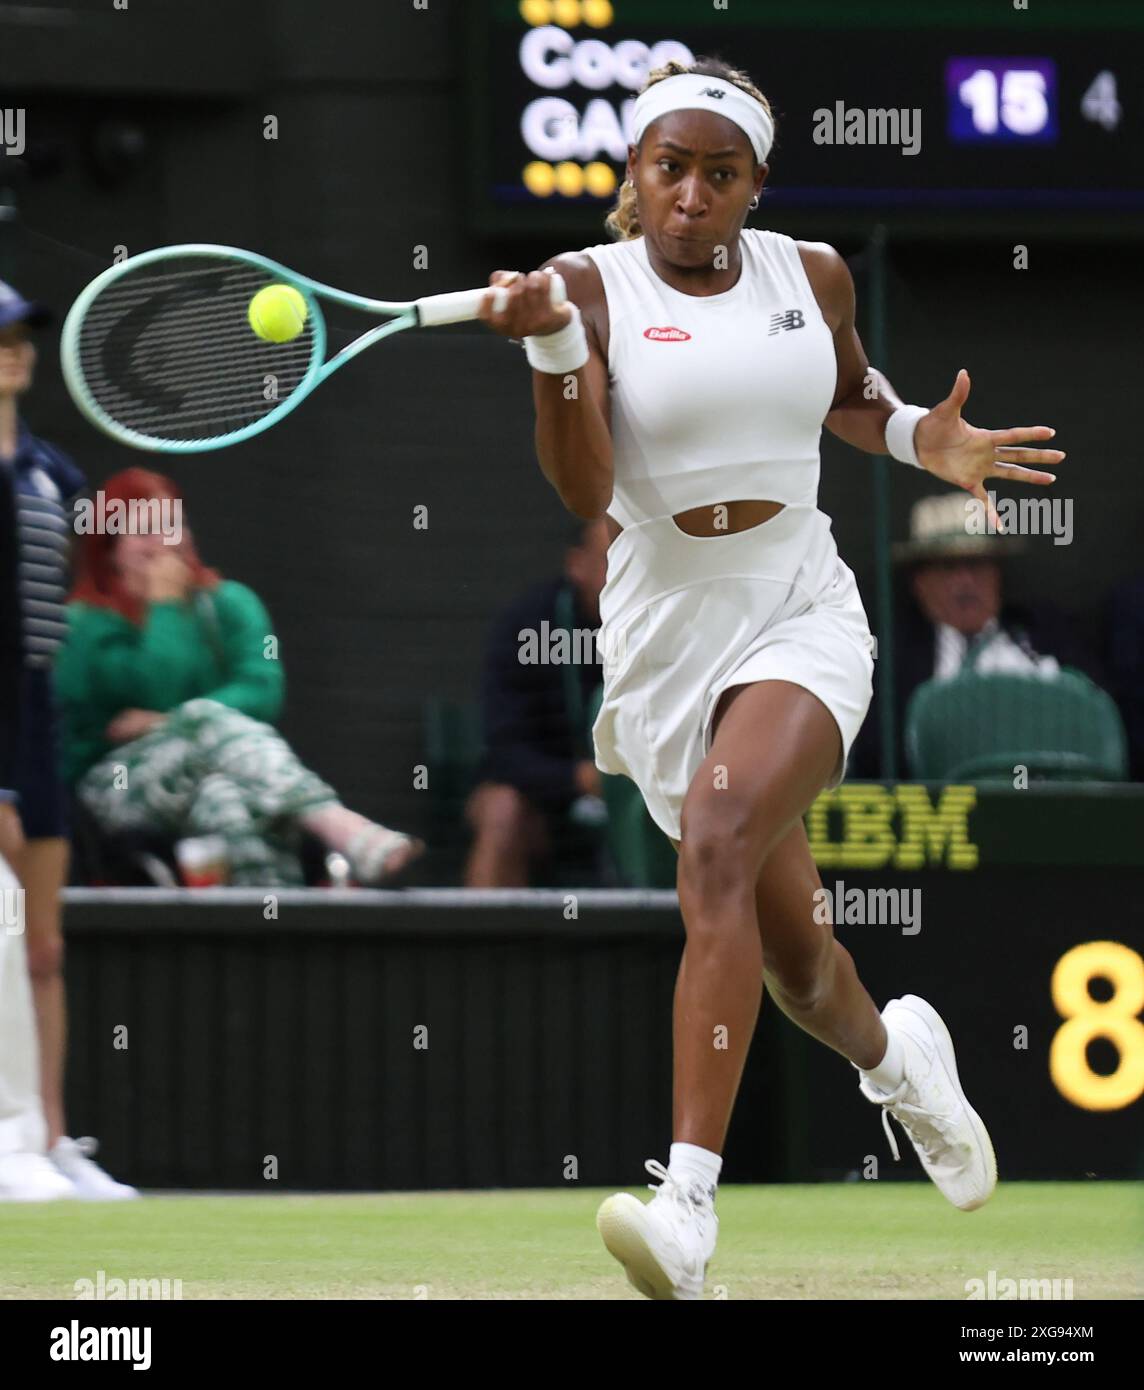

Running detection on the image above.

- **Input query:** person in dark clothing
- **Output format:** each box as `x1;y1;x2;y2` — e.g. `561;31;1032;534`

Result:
0;431;20;803
850;492;1100;780
465;519;609;886
0;277;137;1197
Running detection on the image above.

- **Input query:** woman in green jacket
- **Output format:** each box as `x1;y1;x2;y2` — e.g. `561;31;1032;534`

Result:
56;467;420;886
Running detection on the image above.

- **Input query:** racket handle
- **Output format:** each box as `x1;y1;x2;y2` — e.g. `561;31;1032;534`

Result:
415;270;567;327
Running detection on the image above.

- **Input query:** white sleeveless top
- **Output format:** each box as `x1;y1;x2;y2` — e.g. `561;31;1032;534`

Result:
579;229;837;528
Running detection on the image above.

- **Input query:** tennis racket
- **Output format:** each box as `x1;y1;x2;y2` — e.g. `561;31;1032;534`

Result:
60;243;565;453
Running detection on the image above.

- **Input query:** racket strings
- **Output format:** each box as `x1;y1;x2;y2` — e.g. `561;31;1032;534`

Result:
73;256;317;443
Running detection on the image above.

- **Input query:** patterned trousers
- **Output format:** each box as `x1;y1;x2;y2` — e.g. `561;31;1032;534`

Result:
77;699;339;886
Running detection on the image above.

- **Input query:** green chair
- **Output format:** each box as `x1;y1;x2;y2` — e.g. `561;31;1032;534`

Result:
423;696;484;806
905;668;1129;783
423;696;486;853
588;686;678;888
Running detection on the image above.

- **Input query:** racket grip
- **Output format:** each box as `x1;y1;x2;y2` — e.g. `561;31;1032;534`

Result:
415;271;567;327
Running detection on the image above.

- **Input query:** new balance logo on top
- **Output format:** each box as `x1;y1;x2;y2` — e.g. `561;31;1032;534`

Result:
643;326;691;341
769;309;805;335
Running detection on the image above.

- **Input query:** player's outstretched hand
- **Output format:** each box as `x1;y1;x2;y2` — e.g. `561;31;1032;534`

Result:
914;368;1066;532
478;269;572;339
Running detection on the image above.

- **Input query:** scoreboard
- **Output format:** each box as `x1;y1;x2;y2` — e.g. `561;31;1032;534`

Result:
464;0;1144;234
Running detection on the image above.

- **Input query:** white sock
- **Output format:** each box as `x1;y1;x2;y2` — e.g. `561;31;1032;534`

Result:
860;1025;906;1092
668;1142;722;1204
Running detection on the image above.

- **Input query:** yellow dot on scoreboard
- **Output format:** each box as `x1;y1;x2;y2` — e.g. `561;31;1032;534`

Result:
554;161;583;197
523;161;556;197
552;0;581;30
583;161;616;197
581;0;613;26
518;0;551;26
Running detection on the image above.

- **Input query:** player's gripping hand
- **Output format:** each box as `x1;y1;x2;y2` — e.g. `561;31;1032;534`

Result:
478;269;572;339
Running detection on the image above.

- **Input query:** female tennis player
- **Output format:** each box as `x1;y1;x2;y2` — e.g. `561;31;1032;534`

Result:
480;57;1064;1300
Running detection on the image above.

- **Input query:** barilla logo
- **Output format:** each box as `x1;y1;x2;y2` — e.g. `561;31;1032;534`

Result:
643;326;691;341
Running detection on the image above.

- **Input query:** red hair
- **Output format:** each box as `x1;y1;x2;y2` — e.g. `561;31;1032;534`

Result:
70;467;220;624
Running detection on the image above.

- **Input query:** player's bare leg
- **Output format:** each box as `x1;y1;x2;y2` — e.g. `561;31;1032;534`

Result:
598;680;840;1298
12;837;69;1147
745;792;888;1068
740;733;995;1209
13;837;138;1198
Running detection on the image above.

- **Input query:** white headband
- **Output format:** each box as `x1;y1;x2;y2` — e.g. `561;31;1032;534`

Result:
631;73;774;165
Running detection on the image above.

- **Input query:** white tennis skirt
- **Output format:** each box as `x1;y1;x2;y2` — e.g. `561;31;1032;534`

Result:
592;503;875;841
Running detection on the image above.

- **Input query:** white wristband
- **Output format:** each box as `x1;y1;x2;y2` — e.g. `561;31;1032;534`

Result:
524;302;589;375
884;403;929;469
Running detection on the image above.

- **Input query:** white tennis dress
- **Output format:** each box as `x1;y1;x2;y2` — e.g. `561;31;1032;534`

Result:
582;228;876;840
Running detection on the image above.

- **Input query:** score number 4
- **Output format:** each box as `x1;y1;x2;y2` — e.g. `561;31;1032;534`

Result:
1051;941;1143;1111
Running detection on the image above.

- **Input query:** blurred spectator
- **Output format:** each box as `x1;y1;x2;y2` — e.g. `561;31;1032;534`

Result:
1106;573;1144;781
851;492;1098;779
0;278;133;1197
1;375;70;1201
56;467;423;887
465;519;608;886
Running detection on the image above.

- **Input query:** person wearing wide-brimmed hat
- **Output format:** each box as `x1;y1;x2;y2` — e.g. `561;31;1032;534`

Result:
850;491;1095;778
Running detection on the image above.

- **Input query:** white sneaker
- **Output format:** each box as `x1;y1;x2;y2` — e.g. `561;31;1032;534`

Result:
858;994;997;1211
0;1151;78;1202
596;1159;718;1299
49;1137;139;1200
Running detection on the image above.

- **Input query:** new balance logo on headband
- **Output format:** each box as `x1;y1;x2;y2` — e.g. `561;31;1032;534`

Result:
768;310;805;335
700;88;726;100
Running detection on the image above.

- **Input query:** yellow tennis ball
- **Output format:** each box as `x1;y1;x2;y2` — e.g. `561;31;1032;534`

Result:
248;284;307;343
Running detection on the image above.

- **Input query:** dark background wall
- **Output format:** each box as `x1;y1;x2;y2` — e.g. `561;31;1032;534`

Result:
3;0;1138;857
63;881;1144;1188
